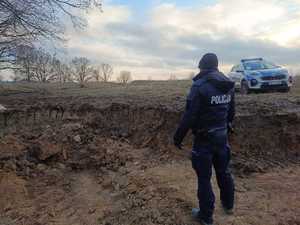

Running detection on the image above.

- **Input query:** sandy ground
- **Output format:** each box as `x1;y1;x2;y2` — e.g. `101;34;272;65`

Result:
1;157;299;225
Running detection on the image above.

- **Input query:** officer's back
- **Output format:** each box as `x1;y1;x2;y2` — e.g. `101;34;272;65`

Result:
174;53;235;147
173;53;235;225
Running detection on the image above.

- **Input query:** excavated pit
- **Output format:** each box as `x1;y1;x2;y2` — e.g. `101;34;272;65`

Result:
1;94;300;225
1;102;299;172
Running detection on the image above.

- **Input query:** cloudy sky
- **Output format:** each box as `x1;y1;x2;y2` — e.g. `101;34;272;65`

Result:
65;0;300;80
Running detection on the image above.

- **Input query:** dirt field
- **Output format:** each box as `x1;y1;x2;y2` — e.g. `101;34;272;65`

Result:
0;80;300;225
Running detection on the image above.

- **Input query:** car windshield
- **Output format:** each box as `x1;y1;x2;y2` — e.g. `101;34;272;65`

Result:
243;61;279;71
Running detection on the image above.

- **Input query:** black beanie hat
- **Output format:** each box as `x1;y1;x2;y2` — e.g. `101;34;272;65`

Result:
198;53;218;70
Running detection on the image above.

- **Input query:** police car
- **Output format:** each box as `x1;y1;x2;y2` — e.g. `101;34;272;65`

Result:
228;58;293;94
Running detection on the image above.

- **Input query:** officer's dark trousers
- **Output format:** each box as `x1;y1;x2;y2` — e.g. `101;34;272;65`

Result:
192;130;234;223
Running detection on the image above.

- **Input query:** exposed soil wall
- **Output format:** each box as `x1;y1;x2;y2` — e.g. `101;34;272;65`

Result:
1;102;299;174
1;97;300;225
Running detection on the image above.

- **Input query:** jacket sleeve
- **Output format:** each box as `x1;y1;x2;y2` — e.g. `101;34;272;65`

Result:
173;85;202;144
227;90;235;124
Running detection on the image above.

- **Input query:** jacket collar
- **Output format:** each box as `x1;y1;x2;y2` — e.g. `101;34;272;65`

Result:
193;68;219;82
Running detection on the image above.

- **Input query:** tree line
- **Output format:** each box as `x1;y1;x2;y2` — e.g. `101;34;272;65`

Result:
1;0;103;65
11;45;132;85
0;0;105;82
0;0;134;85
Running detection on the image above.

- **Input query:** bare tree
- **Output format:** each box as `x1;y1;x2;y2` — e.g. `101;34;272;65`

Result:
100;63;113;82
51;58;73;83
0;0;102;69
15;46;56;82
117;71;132;84
92;67;101;82
14;45;76;83
59;63;73;83
169;74;177;80
33;49;56;82
61;64;73;83
51;57;62;82
71;56;92;87
15;45;37;81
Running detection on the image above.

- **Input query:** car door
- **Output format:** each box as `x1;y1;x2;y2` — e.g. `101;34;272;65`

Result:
228;65;240;88
228;65;236;80
235;64;245;87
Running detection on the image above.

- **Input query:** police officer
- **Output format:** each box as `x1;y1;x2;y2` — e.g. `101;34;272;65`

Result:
173;53;235;225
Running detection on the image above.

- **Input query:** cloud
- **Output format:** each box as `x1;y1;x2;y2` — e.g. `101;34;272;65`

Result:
151;0;300;44
64;0;300;80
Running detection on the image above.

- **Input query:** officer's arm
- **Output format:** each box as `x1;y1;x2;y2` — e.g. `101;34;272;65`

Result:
228;90;235;124
173;85;202;144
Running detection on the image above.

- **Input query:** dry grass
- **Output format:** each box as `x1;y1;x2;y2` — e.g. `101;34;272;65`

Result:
0;76;299;98
0;80;192;99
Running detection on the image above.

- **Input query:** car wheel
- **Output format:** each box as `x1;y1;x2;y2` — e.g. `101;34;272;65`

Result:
240;81;249;95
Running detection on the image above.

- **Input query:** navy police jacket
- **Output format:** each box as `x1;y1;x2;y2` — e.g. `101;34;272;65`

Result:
174;69;235;145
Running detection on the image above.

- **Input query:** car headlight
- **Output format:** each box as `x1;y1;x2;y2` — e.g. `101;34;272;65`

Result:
282;70;289;76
